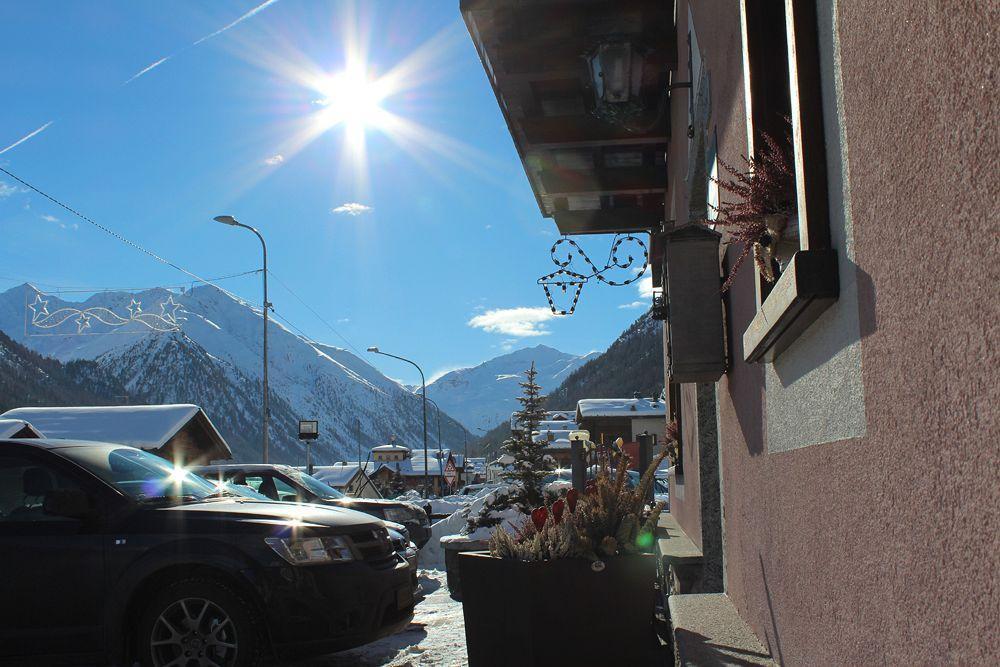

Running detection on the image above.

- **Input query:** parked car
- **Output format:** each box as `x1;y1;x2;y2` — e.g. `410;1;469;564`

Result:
193;464;432;548
0;438;415;665
459;483;485;496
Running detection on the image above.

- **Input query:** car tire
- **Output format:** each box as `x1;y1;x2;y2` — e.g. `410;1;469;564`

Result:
136;576;263;667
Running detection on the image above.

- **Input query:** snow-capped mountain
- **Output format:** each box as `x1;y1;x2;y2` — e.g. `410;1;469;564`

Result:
425;344;599;431
0;283;470;463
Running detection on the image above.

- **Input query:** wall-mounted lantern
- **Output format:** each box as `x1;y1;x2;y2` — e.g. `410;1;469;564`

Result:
587;40;659;132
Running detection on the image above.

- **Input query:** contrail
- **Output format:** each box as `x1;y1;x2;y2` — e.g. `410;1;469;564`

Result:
124;56;171;85
0;121;53;155
192;0;280;45
125;0;281;84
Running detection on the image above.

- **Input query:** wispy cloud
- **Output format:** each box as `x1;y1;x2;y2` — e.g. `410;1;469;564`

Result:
619;267;653;309
336;317;350;324
125;0;281;84
0;121;53;155
263;154;284;166
40;214;59;223
0;181;18;198
468;306;555;337
637;266;653;298
332;202;373;216
123;57;171;85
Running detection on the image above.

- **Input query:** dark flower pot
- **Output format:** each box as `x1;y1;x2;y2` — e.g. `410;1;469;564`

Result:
458;552;658;666
442;539;489;601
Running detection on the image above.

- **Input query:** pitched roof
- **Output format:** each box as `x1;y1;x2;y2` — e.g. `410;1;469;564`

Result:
0;404;231;460
576;398;666;418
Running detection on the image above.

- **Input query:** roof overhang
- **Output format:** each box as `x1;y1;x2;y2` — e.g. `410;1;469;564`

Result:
462;0;676;236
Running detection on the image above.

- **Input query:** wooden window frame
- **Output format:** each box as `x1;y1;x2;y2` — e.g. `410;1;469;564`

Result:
739;0;839;363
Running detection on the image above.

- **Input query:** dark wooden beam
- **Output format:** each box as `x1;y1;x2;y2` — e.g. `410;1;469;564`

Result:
539;165;667;195
521;115;668;147
554;207;663;235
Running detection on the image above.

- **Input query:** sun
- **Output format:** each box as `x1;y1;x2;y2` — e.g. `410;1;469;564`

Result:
312;66;389;138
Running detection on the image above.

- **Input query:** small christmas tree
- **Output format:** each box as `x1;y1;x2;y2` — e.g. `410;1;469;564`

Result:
470;363;555;530
390;468;406;497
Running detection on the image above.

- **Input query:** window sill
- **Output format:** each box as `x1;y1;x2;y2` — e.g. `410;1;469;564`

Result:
742;249;839;363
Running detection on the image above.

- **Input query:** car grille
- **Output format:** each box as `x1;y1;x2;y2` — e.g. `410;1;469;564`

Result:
346;528;397;568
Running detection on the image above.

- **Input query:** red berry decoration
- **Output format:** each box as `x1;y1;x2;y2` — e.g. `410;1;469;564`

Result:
531;506;548;531
566;488;579;512
552;499;565;524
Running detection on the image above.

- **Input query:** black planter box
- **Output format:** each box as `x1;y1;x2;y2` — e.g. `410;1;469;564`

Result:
458;552;659;666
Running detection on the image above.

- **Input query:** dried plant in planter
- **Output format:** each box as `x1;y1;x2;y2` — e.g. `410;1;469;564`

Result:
490;452;668;563
709;129;796;291
662;419;681;468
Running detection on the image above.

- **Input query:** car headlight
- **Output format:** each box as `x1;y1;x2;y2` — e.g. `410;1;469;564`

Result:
265;536;354;565
384;508;410;523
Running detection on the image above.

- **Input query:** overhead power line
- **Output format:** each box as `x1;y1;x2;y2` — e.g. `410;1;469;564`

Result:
266;269;365;358
2;165;367;361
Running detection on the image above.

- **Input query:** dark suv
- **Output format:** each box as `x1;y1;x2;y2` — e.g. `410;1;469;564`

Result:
194;464;431;548
0;439;414;666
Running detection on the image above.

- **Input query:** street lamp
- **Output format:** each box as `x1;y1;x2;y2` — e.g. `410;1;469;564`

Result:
421;394;445;493
368;346;429;498
213;214;271;463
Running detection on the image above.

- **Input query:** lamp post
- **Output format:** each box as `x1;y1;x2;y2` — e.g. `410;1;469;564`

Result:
368;347;428;498
421;394;445;493
213;215;271;463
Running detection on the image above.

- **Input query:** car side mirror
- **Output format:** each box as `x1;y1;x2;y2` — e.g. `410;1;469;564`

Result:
43;489;94;519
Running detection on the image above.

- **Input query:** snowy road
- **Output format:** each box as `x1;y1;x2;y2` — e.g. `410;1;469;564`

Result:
283;570;469;667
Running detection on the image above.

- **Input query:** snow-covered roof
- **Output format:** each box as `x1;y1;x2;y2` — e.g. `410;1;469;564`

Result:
310;464;368;487
576;398;666;418
532;429;576;443
0;404;231;460
546;411;574;421
384;449;456;477
372;443;410;453
538;420;578;431
0;419;44;439
544;439;572;450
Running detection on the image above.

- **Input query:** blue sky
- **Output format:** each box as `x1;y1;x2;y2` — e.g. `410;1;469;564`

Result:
0;0;651;386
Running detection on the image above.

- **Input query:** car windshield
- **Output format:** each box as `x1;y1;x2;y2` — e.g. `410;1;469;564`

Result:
284;468;346;499
58;445;218;502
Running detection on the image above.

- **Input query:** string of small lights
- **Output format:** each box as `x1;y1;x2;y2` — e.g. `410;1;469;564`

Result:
537;234;649;315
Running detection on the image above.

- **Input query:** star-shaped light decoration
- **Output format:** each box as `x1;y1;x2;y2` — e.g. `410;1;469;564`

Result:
76;312;91;333
28;294;49;322
160;296;181;324
126;298;143;319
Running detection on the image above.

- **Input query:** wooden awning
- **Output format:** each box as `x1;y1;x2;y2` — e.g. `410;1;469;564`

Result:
462;0;676;235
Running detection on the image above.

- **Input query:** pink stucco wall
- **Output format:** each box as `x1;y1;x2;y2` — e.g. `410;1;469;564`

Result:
681;1;999;664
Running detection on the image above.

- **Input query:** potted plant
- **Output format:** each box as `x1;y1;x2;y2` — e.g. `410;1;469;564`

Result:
708;127;797;291
458;452;668;666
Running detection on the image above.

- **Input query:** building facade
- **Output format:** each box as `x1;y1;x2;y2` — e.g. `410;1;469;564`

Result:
463;0;997;663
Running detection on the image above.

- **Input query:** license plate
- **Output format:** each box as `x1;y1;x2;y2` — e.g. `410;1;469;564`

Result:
396;585;414;610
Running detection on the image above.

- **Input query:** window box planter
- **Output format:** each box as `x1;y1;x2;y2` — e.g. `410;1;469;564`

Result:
458;552;658;666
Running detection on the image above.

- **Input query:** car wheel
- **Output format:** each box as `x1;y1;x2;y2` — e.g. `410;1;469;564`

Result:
137;577;262;667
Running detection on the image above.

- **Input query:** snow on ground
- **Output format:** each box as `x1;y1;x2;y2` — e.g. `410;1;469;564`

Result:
286;570;468;667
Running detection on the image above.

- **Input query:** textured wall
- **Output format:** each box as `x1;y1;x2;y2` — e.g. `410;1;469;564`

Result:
689;0;999;664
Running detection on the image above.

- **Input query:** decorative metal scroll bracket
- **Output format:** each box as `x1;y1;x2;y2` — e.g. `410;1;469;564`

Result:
26;290;183;336
537;234;649;315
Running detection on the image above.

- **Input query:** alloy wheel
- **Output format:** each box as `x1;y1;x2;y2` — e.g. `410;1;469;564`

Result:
149;596;239;667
